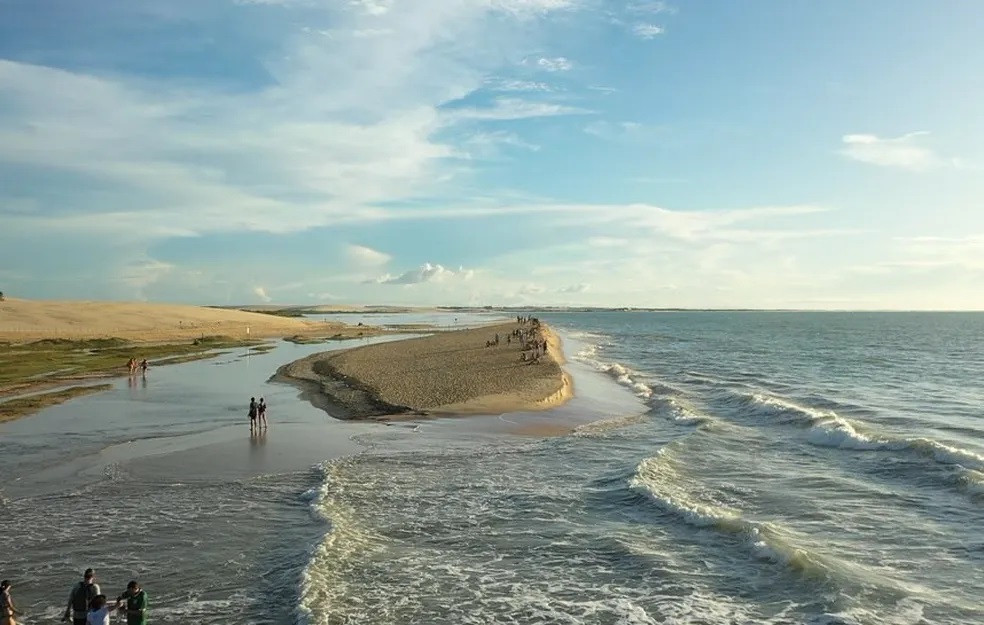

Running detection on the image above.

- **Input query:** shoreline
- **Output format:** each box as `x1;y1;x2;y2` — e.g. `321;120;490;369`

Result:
276;321;573;420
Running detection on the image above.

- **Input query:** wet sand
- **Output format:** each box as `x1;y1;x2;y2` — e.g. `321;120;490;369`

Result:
277;322;572;419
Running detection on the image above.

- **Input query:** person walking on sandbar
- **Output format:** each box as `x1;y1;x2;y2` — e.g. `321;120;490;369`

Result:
63;569;100;625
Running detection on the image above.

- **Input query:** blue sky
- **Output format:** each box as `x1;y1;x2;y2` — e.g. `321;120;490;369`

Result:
1;0;982;309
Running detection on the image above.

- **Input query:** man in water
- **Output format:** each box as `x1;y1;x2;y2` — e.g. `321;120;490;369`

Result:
115;581;148;625
63;568;100;625
258;397;268;428
248;396;258;431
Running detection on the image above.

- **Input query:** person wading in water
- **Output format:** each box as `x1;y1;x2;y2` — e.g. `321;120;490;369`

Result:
63;569;100;625
1;580;22;625
116;581;148;625
248;397;258;432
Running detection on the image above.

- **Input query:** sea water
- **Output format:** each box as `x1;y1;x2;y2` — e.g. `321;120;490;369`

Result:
2;312;983;624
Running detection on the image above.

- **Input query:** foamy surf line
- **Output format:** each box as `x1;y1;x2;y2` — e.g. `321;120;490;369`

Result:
570;338;714;426
736;392;984;489
628;448;845;581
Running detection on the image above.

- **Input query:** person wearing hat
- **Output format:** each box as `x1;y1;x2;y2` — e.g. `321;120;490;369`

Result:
63;569;100;625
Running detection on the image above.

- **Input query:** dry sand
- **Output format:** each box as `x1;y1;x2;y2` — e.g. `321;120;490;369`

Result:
0;298;343;342
278;322;572;419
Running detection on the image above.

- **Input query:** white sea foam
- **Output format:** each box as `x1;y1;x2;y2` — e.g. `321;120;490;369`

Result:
744;393;984;475
629;447;857;580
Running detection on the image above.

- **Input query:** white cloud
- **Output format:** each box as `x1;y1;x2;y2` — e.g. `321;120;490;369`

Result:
346;244;392;267
0;0;581;242
373;263;474;285
632;23;665;38
253;286;272;302
488;79;553;92
529;56;573;72
627;0;676;14
451;97;591;121
462;131;540;158
840;131;941;171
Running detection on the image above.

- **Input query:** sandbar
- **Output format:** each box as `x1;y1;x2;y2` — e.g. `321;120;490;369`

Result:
278;321;572;419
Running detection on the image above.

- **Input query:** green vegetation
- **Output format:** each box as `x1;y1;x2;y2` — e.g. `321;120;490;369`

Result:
0;336;260;391
0;384;113;423
255;309;306;318
284;333;362;344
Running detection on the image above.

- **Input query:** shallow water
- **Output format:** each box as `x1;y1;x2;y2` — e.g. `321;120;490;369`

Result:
2;312;983;624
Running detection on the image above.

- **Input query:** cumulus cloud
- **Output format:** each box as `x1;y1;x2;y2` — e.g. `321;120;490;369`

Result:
372;263;474;285
346;244;391;267
253;286;272;302
840;132;941;171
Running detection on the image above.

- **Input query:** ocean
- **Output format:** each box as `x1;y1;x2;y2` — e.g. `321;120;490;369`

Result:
1;312;982;624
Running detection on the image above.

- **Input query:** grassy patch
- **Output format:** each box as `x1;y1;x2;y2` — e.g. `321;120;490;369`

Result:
255;309;306;318
0;384;114;422
0;337;260;391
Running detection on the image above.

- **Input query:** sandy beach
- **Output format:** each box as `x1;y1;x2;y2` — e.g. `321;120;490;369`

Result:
278;321;572;419
0;298;345;342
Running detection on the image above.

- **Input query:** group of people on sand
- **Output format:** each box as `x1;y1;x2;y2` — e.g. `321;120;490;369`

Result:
483;316;549;364
125;358;148;376
1;569;147;625
248;396;268;431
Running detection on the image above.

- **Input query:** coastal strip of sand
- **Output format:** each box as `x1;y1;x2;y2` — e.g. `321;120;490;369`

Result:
277;321;572;419
0;298;362;342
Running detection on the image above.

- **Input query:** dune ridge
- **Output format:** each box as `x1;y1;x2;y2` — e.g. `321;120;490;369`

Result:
0;298;335;342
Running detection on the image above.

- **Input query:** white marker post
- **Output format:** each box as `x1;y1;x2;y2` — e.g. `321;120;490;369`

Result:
246;326;251;359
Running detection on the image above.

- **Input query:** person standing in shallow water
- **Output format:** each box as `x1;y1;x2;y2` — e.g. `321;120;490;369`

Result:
64;568;100;625
248;396;258;431
258;397;268;429
1;580;22;625
116;581;148;625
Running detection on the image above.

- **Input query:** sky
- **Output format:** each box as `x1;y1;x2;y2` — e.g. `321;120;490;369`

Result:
1;0;982;309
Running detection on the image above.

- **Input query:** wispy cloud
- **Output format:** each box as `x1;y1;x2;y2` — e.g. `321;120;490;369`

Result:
487;79;553;92
253;286;272;302
840;131;941;171
627;0;677;14
527;56;573;72
450;97;591;121
559;283;589;293
346;244;392;267
632;23;665;38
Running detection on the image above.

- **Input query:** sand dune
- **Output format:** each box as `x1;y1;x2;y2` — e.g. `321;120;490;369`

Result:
279;321;572;419
0;298;328;342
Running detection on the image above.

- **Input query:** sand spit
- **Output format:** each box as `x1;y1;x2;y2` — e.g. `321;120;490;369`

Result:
277;322;572;419
0;298;348;342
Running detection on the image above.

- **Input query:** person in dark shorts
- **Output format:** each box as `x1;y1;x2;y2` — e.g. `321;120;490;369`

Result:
116;581;148;625
63;569;100;625
258;397;268;428
248;397;258;431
